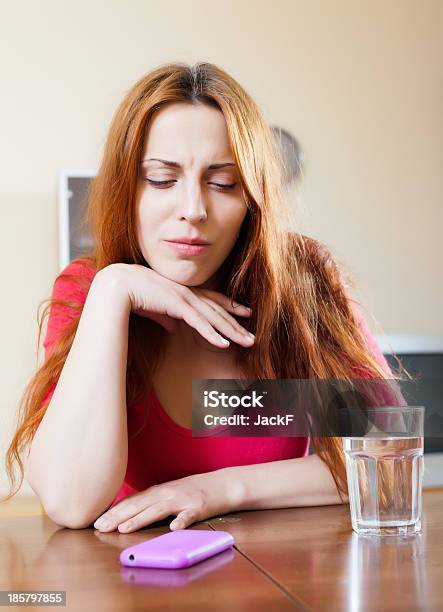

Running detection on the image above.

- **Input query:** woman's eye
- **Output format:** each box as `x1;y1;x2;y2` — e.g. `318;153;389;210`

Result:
146;179;175;187
209;182;237;191
145;179;237;192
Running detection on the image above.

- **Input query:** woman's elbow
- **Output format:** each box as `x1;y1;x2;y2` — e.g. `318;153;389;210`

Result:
28;475;104;529
43;501;96;529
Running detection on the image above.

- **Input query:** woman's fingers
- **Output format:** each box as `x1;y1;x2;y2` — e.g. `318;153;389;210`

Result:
180;305;232;348
170;509;200;530
197;296;253;339
117;502;177;533
185;293;255;347
197;289;252;317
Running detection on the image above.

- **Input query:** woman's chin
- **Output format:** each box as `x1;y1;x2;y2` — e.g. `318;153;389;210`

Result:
159;271;214;289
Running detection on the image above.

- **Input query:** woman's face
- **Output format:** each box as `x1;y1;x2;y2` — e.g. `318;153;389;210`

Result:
136;102;248;290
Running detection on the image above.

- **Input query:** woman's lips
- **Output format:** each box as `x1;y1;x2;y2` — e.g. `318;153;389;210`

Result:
164;241;210;256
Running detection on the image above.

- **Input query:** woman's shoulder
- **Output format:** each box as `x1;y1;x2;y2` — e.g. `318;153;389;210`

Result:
58;256;97;281
289;232;338;262
51;257;98;302
286;232;337;267
43;258;98;356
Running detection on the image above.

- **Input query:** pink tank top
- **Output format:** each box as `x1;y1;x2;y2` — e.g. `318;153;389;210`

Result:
41;259;391;508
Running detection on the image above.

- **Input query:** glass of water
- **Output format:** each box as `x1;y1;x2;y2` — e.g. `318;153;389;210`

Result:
342;406;425;536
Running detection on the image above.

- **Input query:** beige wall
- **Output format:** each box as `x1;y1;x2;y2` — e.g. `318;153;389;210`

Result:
1;0;441;496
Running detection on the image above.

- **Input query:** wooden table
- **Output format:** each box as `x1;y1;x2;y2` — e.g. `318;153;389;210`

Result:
0;490;442;611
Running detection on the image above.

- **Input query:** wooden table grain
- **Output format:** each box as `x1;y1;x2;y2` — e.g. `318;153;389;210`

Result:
0;491;442;611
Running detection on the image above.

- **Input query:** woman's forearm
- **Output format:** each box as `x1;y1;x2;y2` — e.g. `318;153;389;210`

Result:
27;267;131;528
219;453;349;511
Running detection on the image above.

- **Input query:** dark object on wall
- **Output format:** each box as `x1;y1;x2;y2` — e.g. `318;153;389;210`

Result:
58;170;95;269
270;126;305;186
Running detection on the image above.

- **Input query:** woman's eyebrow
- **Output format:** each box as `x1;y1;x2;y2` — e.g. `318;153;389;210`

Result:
141;158;236;170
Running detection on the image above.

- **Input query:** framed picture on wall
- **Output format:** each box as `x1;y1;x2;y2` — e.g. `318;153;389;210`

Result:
58;169;96;270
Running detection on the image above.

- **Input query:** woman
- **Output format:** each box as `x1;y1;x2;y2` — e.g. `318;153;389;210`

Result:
5;61;400;533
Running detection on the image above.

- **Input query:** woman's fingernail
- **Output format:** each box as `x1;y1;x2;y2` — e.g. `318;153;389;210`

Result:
234;303;251;312
119;523;131;532
95;519;110;530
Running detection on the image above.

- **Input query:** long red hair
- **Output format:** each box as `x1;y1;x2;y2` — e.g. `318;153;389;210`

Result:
3;61;409;503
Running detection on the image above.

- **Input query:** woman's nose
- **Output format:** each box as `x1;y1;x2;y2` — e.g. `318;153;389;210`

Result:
177;184;208;222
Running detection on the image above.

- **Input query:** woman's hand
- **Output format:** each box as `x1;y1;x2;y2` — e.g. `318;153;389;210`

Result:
93;469;243;533
96;263;254;349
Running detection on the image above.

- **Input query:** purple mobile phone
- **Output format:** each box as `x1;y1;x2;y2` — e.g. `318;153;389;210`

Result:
119;529;235;569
